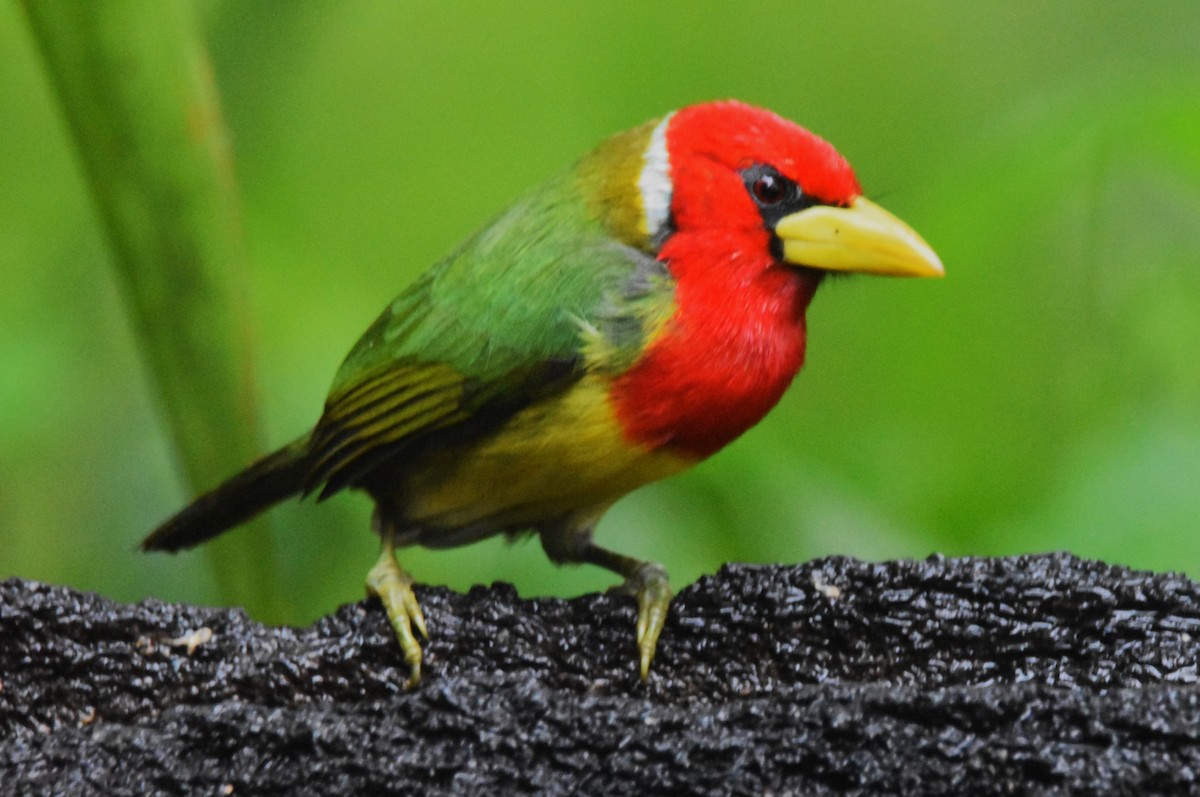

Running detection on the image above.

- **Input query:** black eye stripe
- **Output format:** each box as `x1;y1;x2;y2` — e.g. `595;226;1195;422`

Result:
740;164;819;230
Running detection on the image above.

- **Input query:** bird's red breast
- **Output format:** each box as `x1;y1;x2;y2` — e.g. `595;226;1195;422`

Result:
609;238;817;459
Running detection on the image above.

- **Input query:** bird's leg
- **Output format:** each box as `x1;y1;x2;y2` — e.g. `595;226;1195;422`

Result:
365;514;428;687
540;523;671;682
588;545;672;682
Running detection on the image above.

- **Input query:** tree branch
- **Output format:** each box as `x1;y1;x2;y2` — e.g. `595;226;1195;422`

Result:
4;553;1200;795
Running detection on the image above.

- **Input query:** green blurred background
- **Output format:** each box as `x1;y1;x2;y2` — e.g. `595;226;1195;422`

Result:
2;2;1198;627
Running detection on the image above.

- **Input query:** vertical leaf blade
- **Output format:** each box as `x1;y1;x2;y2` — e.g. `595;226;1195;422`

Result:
23;2;283;618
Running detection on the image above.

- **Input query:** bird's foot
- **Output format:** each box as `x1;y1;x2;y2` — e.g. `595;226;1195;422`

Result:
366;547;428;687
613;562;672;682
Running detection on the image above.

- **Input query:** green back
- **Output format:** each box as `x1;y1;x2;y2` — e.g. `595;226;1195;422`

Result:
307;165;675;497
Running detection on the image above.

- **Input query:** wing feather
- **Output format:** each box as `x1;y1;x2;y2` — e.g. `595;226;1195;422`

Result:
306;364;468;495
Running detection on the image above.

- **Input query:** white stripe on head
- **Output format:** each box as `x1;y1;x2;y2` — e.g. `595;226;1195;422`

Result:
637;113;674;243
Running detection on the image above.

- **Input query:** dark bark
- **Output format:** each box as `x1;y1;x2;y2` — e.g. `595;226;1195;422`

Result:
3;553;1200;795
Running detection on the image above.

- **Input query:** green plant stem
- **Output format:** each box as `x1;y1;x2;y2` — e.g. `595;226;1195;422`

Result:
23;1;283;619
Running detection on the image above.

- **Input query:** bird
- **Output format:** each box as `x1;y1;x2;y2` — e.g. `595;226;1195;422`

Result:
142;100;943;685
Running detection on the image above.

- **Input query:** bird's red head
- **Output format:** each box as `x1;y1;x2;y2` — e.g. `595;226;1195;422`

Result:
629;100;940;281
663;101;862;235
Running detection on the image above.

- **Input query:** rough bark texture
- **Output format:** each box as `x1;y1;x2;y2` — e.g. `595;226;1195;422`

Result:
3;553;1200;795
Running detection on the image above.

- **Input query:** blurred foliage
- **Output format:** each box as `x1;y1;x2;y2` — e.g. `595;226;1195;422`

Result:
1;1;1197;626
21;0;281;618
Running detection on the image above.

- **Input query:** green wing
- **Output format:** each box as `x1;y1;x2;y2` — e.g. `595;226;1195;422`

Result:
305;176;674;498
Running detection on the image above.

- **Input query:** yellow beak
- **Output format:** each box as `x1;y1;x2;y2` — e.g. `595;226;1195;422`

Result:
775;197;944;278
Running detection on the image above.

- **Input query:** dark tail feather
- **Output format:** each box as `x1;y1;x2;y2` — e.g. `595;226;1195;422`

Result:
141;436;311;553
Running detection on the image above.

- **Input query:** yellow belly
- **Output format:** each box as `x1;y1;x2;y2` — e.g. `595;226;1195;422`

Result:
396;374;692;533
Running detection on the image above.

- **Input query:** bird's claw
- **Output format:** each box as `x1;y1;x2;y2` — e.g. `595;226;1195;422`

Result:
626;562;671;682
366;550;428;687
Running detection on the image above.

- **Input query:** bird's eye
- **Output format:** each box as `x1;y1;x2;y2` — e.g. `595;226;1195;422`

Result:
742;165;813;227
752;173;787;205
